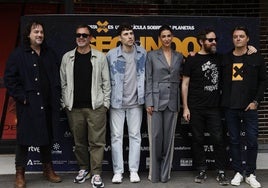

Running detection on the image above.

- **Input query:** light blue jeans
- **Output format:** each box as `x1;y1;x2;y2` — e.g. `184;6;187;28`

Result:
110;106;143;174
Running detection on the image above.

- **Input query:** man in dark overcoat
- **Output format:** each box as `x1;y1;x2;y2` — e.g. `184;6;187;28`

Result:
4;20;62;188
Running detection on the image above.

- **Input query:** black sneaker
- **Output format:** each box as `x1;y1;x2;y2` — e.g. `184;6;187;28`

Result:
195;170;207;183
91;174;104;188
216;172;229;186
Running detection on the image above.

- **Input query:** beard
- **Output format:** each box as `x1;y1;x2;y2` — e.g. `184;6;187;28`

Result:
204;44;217;54
210;46;217;54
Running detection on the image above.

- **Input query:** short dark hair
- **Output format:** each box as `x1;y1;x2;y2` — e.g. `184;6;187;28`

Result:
117;23;133;36
23;20;44;47
196;28;216;45
158;25;173;37
232;26;249;37
76;24;92;36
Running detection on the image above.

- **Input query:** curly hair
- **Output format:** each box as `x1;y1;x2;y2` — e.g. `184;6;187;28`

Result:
23;20;44;47
196;28;216;45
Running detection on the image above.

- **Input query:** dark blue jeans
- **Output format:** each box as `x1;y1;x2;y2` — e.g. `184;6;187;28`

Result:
190;108;226;171
224;108;258;176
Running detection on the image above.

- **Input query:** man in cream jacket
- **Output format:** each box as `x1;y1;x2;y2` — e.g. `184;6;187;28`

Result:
60;24;110;188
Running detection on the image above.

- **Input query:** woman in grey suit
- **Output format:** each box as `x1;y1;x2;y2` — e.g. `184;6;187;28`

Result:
145;25;183;183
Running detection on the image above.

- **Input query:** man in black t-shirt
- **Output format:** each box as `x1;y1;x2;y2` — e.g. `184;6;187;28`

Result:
60;24;111;188
181;28;229;186
221;26;267;188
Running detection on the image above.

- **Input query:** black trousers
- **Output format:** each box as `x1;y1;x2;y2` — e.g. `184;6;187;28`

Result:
15;106;53;167
190;108;226;171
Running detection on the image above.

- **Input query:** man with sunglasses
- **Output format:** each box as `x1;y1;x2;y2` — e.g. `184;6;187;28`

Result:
60;24;111;188
182;28;229;186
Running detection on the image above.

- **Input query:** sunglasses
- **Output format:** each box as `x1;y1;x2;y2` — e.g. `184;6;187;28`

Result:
76;33;89;38
205;38;217;42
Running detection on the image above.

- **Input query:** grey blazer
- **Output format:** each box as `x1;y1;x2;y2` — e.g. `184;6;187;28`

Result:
145;49;183;112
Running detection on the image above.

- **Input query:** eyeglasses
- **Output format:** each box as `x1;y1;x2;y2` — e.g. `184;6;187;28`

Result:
205;38;217;42
76;33;89;38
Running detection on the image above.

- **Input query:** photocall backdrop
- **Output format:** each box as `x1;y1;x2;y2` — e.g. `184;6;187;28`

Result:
2;15;259;172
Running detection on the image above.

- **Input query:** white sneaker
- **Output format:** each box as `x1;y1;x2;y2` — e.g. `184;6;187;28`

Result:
73;169;90;183
231;172;244;186
112;173;123;184
130;172;140;183
245;174;261;188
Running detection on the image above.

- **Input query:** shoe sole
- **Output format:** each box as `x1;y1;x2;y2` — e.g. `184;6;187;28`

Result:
195;179;206;183
130;177;140;183
92;183;104;188
195;176;207;183
112;177;123;184
74;179;85;183
74;176;90;183
195;180;205;183
231;182;241;186
112;181;122;184
219;182;229;186
216;177;229;186
130;180;140;183
47;178;62;183
245;180;261;188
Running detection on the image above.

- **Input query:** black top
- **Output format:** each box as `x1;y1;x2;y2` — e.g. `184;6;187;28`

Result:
230;55;244;109
73;50;92;108
182;53;221;109
38;54;51;107
221;52;267;109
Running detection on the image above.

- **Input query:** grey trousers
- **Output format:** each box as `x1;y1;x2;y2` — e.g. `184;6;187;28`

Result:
147;108;178;183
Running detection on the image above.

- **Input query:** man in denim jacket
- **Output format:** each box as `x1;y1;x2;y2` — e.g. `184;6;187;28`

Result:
106;23;146;184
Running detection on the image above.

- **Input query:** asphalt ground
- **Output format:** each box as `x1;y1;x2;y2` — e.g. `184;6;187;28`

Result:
1;170;268;188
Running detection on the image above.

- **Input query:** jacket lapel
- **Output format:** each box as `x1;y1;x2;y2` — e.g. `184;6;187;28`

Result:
170;50;179;68
157;49;170;69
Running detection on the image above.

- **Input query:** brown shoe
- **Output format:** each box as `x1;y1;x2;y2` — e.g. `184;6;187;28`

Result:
14;166;26;188
42;162;62;183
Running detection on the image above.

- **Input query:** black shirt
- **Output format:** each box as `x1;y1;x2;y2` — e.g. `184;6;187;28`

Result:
73;50;92;108
182;53;221;109
230;55;244;109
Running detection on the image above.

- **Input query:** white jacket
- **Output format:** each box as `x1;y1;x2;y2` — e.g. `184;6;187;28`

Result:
60;47;111;110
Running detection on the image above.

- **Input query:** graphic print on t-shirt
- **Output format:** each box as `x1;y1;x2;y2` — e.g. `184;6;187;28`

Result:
201;61;218;92
232;63;243;81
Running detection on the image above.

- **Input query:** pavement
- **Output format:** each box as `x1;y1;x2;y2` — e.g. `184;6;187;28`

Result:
1;154;268;188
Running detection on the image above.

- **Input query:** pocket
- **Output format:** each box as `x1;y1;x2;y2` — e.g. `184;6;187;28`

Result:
246;62;259;73
151;86;159;110
158;82;170;100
